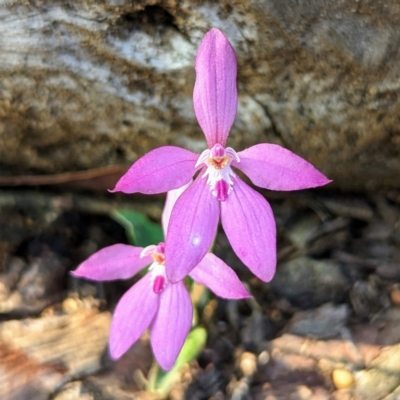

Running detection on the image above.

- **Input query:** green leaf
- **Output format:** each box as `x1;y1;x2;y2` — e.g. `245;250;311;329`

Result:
111;209;163;247
148;327;207;394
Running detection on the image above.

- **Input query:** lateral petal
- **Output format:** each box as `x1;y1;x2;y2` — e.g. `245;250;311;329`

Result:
193;28;237;148
190;253;251;299
150;281;193;370
161;180;193;236
109;273;159;359
221;177;276;282
236;144;331;191
71;244;152;281
111;146;197;194
165;176;220;283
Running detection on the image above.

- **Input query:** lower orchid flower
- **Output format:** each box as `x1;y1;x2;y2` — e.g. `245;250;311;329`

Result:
72;185;250;370
111;28;331;284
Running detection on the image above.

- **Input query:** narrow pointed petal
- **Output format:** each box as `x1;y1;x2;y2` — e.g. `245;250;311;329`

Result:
109;274;159;359
193;28;237;147
111;146;198;194
221;178;276;282
236;144;331;191
150;281;193;370
71;244;152;281
190;253;251;299
165;176;219;283
161;180;193;236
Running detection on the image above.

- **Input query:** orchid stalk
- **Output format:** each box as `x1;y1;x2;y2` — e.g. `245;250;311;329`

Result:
72;184;250;371
111;28;331;284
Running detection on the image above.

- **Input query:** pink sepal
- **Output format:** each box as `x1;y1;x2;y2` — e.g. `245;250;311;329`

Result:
235;144;331;191
190;253;251;299
193;28;238;147
109;274;159;359
150;281;193;370
111;146;197;194
165;175;219;283
221;177;276;282
71;244;152;281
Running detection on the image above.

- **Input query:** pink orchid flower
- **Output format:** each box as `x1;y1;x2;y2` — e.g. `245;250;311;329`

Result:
72;184;250;371
112;28;331;283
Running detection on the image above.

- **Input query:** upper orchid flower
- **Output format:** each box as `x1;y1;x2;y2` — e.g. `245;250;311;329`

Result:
72;184;250;370
111;28;331;283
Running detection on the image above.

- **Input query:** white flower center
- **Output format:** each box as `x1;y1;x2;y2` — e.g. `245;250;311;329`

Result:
195;143;240;201
141;243;168;294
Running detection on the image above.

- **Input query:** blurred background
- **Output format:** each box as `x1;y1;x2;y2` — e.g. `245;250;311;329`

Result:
1;1;400;399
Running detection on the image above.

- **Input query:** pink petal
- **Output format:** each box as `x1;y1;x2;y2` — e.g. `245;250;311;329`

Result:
109;273;159;359
221;177;276;282
111;146;198;194
193;28;237;148
236;144;331;191
165;175;220;283
150;281;193;370
71;244;152;281
161;180;193;236
190;253;251;299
